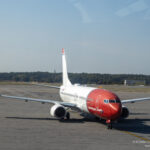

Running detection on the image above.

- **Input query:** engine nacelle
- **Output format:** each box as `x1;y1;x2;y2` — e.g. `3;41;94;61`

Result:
121;106;129;119
50;104;66;118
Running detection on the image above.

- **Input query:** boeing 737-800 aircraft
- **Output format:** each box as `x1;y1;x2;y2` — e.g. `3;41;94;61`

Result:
1;48;150;129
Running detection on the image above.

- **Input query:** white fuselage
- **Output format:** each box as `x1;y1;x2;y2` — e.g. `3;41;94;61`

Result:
60;85;96;113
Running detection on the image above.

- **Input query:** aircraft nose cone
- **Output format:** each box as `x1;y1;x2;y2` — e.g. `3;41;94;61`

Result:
110;104;122;120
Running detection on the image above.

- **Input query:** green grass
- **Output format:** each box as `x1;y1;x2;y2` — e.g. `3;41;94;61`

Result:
0;81;30;85
0;81;61;86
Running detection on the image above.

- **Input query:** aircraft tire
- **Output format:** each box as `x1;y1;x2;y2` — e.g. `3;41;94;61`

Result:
66;112;70;120
107;123;112;129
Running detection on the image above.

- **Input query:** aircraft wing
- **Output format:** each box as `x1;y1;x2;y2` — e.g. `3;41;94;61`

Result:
121;97;150;104
0;94;76;108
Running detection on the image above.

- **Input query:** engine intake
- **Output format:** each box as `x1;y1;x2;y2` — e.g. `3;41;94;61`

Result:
50;104;66;118
121;106;129;119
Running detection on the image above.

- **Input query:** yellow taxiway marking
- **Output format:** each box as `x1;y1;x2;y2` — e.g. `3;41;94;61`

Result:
121;130;150;142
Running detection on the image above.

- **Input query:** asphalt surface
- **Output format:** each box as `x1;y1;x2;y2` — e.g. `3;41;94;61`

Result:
0;84;150;150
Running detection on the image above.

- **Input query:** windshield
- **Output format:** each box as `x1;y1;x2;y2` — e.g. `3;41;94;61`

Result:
104;99;120;103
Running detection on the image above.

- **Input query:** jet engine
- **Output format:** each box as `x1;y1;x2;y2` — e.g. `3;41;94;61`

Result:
50;104;66;118
120;106;129;119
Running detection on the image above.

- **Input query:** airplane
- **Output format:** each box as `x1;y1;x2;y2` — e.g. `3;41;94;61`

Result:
1;48;150;129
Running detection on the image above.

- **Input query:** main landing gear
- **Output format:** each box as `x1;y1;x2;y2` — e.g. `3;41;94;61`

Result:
59;112;70;121
106;120;112;129
66;112;70;120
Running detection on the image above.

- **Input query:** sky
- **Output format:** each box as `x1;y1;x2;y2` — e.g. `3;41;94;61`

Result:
0;0;150;74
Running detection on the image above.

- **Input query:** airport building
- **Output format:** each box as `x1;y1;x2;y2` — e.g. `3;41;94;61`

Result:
124;80;145;86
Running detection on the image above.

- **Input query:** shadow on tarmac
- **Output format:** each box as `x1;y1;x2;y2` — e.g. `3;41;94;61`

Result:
6;116;150;134
6;116;96;123
113;118;150;134
130;112;150;115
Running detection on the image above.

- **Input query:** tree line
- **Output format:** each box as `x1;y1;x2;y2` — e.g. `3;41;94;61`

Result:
0;72;150;85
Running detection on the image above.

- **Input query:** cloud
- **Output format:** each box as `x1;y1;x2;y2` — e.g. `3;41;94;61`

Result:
69;0;92;23
116;0;149;17
74;2;92;23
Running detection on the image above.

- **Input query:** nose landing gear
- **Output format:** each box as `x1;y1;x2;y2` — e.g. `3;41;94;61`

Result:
107;123;112;129
106;119;112;129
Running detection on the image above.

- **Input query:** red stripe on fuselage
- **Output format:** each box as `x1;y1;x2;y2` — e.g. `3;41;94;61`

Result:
87;89;122;120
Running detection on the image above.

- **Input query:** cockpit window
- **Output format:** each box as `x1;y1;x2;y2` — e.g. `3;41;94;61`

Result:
116;99;120;103
109;100;115;103
104;99;109;103
104;99;121;103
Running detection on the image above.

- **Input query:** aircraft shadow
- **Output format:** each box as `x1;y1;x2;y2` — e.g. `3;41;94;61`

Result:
6;117;58;121
6;116;150;134
113;118;150;134
5;116;95;124
130;112;150;115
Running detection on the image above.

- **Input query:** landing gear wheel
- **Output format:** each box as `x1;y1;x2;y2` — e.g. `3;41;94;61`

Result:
66;112;70;120
107;123;112;129
59;117;64;121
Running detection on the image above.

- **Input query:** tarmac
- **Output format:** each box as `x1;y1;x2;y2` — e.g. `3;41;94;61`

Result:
0;84;150;150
